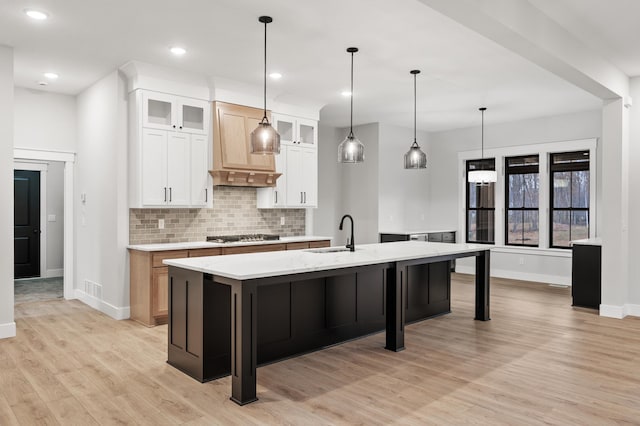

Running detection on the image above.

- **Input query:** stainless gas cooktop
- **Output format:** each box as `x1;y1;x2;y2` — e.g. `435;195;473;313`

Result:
206;234;280;243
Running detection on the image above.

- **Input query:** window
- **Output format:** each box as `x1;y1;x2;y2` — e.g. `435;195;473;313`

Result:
550;151;590;248
466;159;495;244
505;155;539;246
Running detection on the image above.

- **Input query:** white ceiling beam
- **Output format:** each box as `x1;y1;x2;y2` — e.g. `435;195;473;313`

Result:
417;0;629;100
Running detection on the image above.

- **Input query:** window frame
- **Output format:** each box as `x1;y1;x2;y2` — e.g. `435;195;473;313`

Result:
549;150;590;249
466;158;496;245
504;155;540;247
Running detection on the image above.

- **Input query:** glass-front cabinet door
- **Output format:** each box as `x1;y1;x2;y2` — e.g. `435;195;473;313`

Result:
272;113;296;145
179;99;208;135
142;92;176;131
297;117;317;146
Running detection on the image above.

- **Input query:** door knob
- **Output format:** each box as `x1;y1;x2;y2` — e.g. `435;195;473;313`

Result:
33;229;39;234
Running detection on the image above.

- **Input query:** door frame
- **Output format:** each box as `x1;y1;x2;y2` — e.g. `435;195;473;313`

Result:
13;148;75;300
13;162;47;279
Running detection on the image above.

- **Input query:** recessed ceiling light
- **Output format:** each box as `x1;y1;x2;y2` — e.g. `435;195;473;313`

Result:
44;72;58;80
170;46;187;56
341;91;352;97
25;9;48;20
269;72;282;79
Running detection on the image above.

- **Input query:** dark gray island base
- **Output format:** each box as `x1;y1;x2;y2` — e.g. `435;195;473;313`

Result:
166;244;490;405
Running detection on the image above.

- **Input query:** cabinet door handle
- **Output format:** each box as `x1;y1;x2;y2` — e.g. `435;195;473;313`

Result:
164;187;167;202
304;192;306;203
300;192;303;203
169;187;172;202
205;188;208;202
275;190;278;204
172;125;176;129
179;126;183;129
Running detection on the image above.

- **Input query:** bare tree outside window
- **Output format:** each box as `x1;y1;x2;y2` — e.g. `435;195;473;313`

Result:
550;151;590;248
505;155;539;246
466;159;495;244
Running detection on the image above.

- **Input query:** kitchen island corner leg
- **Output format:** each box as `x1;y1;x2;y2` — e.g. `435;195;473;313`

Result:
385;265;406;351
475;250;491;321
230;280;259;405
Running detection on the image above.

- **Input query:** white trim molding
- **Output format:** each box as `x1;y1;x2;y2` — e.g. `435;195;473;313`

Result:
0;322;16;339
14;148;76;301
46;268;64;278
600;304;640;319
75;289;131;320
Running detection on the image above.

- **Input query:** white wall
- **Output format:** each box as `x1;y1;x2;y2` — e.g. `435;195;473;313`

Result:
0;46;15;338
626;77;640;310
427;110;602;285
46;162;64;276
75;70;130;319
313;124;344;244
378;124;430;232
14;88;77;152
339;123;379;244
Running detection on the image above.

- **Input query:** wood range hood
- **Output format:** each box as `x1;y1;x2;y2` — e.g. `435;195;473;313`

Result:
210;101;281;187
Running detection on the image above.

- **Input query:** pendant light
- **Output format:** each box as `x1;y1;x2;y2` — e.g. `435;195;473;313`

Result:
404;70;427;169
250;16;280;155
467;107;497;184
338;47;364;163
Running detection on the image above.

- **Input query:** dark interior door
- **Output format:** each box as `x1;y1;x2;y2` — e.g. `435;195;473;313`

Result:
14;170;41;279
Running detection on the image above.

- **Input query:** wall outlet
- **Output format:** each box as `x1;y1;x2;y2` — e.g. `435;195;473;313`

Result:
158;219;165;229
519;257;524;265
280;216;285;225
48;214;56;222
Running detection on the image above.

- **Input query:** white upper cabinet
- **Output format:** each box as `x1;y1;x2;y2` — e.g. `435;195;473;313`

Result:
257;113;318;209
130;89;212;208
142;91;208;135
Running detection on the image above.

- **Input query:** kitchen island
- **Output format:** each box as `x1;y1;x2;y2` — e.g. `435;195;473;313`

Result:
164;241;491;405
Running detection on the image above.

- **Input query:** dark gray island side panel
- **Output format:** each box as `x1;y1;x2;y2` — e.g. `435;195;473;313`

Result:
167;261;451;383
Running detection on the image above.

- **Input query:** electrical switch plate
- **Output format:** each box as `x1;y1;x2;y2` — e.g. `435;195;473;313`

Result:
47;214;56;222
280;216;285;225
158;219;165;229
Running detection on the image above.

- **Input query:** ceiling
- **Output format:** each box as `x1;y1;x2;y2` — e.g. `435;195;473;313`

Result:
1;0;630;132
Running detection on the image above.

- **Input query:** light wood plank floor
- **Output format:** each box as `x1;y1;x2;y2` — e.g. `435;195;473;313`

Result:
2;274;639;425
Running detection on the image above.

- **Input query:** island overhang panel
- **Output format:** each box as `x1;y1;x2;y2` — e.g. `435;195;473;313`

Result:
164;241;491;406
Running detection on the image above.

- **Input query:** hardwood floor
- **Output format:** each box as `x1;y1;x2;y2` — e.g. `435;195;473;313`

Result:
1;274;639;425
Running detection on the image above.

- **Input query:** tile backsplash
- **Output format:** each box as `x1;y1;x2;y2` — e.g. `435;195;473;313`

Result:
129;187;305;244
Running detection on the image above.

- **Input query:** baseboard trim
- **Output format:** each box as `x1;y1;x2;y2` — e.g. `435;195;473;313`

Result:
455;265;570;286
46;268;64;278
74;289;131;320
623;304;640;317
0;322;16;339
599;304;626;319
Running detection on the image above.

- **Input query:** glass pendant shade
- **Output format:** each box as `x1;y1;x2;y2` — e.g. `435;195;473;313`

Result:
404;70;426;169
339;47;364;163
251;121;281;154
338;134;365;163
468;169;497;183
404;141;427;169
250;15;280;155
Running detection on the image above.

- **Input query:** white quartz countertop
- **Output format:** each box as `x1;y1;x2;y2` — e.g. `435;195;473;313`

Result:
127;235;331;252
164;241;489;280
571;238;602;246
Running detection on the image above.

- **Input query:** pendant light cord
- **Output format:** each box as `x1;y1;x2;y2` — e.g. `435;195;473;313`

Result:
481;108;484;158
413;72;417;143
262;19;268;123
349;50;354;138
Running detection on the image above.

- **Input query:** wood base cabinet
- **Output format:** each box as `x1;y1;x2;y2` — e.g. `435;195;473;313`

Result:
129;240;330;326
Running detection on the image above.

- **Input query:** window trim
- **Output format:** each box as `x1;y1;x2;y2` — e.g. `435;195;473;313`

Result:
457;138;597;253
504;154;540;248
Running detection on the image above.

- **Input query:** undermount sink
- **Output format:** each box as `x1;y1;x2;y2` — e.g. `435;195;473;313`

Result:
307;247;355;253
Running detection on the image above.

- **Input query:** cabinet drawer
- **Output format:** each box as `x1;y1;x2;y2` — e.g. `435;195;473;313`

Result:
309;240;330;248
152;250;189;268
189;248;222;257
442;232;456;243
222;243;287;255
286;242;310;250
